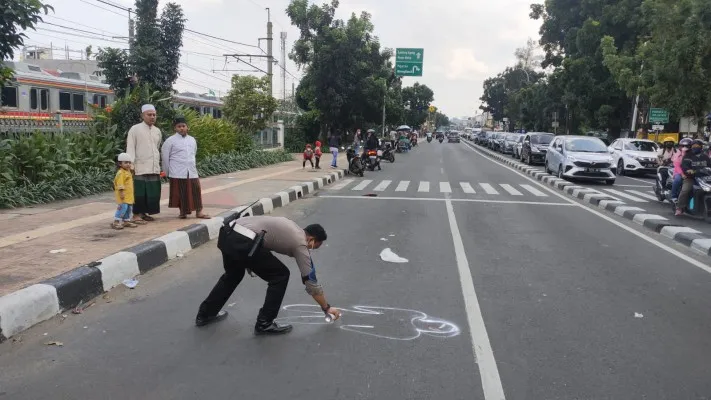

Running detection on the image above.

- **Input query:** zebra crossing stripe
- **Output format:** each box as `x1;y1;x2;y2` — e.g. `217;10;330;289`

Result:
500;184;523;196
418;181;430;192
603;189;648;202
352;180;373;191
520;184;547;197
373;180;392;191
329;178;353;190
460;182;476;194
624;189;659;201
395;181;410;191
479;183;499;195
440;182;452;193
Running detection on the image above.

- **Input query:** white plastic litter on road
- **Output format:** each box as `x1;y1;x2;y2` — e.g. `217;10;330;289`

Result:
379;248;408;263
122;278;138;289
634;312;644;318
49;249;67;254
380;238;388;241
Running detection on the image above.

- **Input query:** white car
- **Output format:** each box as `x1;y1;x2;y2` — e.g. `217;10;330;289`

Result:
545;136;616;185
608;138;659;176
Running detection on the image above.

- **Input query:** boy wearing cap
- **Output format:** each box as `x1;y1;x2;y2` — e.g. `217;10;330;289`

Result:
113;153;142;230
126;104;162;222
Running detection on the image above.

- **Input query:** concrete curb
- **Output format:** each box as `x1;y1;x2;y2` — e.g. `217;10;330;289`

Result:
0;169;349;342
464;139;711;259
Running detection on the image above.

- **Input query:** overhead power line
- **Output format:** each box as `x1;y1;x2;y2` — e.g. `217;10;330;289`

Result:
184;28;259;49
78;0;127;17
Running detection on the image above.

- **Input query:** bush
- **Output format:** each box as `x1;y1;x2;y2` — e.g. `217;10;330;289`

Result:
181;109;254;159
197;150;293;176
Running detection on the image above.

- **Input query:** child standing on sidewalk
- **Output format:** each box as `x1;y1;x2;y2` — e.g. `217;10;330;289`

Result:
314;140;323;169
303;143;315;169
113;153;142;230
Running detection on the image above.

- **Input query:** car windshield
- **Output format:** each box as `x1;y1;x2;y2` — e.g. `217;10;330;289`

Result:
506;134;516;141
517;136;525;143
451;132;459;137
565;138;608;153
531;135;554;145
624;141;658;152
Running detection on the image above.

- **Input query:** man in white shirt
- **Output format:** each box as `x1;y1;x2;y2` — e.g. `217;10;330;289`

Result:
126;104;162;222
161;117;210;219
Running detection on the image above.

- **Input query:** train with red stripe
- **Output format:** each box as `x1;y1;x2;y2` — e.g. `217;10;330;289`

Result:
0;61;224;132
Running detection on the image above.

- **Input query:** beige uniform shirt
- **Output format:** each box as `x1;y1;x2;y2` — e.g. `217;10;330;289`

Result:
126;122;162;176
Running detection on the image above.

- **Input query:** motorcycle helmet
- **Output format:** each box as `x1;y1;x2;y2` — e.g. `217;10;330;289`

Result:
679;138;693;148
662;137;675;147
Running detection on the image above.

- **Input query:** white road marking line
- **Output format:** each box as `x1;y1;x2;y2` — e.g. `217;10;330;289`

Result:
329;178;354;190
613;184;653;188
500;184;523;196
462;141;711;276
520;184;547;197
603;189;648;202
395;180;410;191
440;182;452;193
624;176;656;184
352;179;373;191
373;180;392;192
444;199;506;400
318;195;573;206
479;183;499;195
441;167;445;174
418;181;430;192
624;189;659;201
460;182;476;194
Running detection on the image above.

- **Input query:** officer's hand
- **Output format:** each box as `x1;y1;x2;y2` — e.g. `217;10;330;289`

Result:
328;307;342;320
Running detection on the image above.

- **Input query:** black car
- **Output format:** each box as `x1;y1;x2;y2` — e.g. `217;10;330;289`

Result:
520;132;555;165
448;131;461;143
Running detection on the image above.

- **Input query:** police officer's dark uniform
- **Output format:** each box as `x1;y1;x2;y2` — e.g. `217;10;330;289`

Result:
195;215;341;335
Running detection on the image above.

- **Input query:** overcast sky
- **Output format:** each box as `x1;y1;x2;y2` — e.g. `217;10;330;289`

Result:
22;0;541;117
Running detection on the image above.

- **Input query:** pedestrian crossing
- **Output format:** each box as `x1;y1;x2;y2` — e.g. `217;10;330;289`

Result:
326;178;658;203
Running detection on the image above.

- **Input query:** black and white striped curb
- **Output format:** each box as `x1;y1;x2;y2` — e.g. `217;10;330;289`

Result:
464;139;711;259
0;169;349;342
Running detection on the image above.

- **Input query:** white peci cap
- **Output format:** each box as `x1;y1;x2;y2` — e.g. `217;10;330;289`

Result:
117;153;133;162
141;104;156;113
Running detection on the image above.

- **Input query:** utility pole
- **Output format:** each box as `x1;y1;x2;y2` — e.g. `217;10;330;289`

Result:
280;32;287;103
266;8;274;97
128;9;134;42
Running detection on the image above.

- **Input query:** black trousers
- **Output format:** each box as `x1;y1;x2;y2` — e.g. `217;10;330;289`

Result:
198;248;290;323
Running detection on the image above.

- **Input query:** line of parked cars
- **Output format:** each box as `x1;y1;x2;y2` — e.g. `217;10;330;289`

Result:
470;130;664;186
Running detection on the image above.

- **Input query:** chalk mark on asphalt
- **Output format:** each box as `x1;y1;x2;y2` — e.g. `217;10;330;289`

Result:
276;304;461;341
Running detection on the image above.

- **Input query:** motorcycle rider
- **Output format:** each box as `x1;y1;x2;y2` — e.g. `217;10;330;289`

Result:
658;138;677;165
426;131;433;142
671;139;691;201
676;139;711;216
363;129;381;170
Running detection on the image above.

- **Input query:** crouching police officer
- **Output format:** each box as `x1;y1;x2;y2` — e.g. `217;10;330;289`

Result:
195;215;341;335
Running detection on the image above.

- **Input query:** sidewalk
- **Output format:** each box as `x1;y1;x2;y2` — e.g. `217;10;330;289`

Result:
0;153;348;297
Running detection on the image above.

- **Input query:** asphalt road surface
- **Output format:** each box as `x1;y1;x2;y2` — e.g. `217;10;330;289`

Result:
2;140;711;400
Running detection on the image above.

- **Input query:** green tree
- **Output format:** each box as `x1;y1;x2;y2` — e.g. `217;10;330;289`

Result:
158;2;185;90
402;82;434;129
223;75;278;133
0;0;53;88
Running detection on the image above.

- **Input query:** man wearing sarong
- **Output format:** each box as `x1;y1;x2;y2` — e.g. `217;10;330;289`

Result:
126;104;162;222
161;117;210;219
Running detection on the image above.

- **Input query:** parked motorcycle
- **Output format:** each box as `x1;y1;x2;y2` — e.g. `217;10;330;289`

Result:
345;146;364;177
654;166;711;220
381;143;395;163
427;136;432;143
364;149;381;171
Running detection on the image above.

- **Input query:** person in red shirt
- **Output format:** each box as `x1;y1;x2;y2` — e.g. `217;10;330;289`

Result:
314;140;323;169
303;144;314;169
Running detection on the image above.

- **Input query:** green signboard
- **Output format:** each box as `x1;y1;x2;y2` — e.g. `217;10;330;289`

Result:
395;48;424;77
650;108;670;123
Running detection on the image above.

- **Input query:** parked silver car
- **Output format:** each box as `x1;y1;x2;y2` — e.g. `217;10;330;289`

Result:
545;136;616;185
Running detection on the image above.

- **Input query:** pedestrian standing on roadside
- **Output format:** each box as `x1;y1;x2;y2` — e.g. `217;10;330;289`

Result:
314;140;323;169
112;153;143;230
126;104;162;222
161;117;210;220
353;128;362;154
328;130;340;168
303;143;315;169
195;215;341;335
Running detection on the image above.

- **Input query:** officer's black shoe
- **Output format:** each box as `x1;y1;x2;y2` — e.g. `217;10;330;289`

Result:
195;310;228;327
254;320;293;336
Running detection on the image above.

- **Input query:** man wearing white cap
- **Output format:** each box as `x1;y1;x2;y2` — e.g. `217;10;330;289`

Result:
126;104;163;221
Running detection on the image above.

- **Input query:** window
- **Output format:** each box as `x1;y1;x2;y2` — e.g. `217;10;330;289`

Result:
30;88;50;111
59;91;86;111
92;94;107;108
212;108;222;119
1;86;18;108
624;141;658;152
565;138;608;153
531;135;554;145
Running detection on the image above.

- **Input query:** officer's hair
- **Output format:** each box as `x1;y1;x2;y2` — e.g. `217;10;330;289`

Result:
304;224;327;242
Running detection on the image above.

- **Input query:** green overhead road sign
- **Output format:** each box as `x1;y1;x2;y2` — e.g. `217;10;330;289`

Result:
650;108;670;123
395;48;424;77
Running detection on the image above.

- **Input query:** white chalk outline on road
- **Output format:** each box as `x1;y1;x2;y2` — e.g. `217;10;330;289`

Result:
395;180;410;192
624;189;659;201
500;184;523;196
603;189;648;202
460;182;476;194
329;178;354;190
519;184;547;197
418;181;430;192
440;182;452;193
479;183;499;195
462;141;711;276
352;179;373;191
444;198;506;400
373;180;392;192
